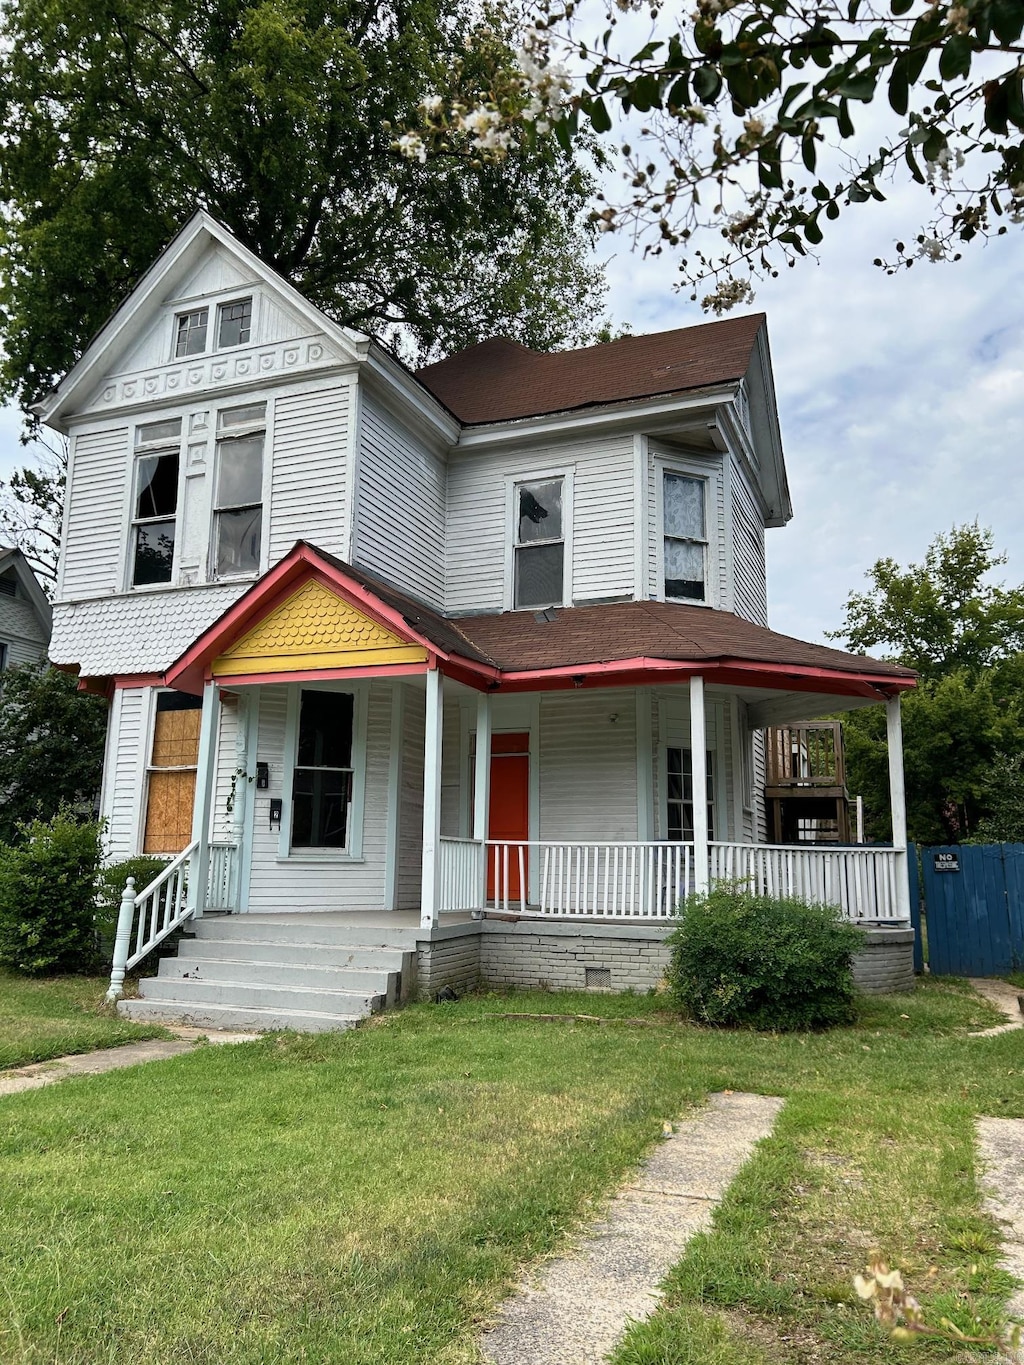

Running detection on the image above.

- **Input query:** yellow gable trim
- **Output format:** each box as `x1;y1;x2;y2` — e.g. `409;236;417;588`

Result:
211;579;428;677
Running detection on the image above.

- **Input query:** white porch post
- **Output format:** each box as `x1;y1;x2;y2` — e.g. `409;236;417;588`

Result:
420;667;444;929
473;691;492;906
690;674;710;893
886;694;912;920
186;680;219;920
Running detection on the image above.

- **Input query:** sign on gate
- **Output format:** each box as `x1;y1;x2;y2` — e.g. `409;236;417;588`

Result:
920;842;1024;976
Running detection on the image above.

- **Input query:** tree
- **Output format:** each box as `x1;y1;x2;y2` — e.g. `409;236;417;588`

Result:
972;752;1024;842
0;0;607;419
0;435;66;589
0;665;108;845
830;524;1024;843
410;0;1024;309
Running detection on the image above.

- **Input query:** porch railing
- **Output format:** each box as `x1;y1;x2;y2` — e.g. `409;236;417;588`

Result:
438;836;484;911
709;841;901;921
485;841;694;919
105;840;239;1000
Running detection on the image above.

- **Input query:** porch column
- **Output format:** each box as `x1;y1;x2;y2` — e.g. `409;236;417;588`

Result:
473;691;492;906
886;695;912;920
186;680;219;920
420;667;444;929
690;674;710;893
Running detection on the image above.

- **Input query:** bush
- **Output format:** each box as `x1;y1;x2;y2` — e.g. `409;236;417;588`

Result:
665;885;863;1032
0;811;103;974
94;856;169;945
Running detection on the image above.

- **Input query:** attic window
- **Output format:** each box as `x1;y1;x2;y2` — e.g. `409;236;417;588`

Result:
174;308;208;358
217;297;252;348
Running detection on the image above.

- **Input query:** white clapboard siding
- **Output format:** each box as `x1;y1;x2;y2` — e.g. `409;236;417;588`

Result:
440;699;464;837
2;635;47;667
211;693;240;843
650;689;737;842
355;396;446;610
61;426;129;598
246;683;392;911
268;385;350;561
398;685;425;908
446;433;635;613
752;728;768;841
731;466;768;625
539;691;638;841
102;687;148;862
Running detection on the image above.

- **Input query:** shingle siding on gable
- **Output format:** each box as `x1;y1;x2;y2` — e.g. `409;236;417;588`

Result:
268;384;350;561
354;394;446;611
61;426;129;599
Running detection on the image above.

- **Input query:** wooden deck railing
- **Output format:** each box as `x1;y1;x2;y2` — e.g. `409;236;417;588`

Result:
765;721;846;787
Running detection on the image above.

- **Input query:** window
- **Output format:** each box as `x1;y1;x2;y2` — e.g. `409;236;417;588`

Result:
291;690;354;849
666;747;715;842
663;472;707;602
174;308;209;358
0;643;7;671
514;478;564;609
131;419;182;586
213;404;265;576
143;692;203;853
217;297;252;348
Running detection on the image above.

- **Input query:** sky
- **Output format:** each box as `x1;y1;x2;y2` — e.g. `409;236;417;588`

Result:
2;141;1022;648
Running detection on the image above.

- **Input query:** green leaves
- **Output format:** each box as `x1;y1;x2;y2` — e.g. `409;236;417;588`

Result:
693;64;723;104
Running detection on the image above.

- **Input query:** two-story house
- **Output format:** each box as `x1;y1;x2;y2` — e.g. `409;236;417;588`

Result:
37;212;916;1030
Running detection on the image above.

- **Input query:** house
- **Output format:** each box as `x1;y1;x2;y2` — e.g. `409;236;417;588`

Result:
37;212;917;1030
0;546;52;671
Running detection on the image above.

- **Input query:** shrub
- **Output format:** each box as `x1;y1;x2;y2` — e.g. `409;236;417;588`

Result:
94;856;170;946
0;811;103;974
665;885;863;1032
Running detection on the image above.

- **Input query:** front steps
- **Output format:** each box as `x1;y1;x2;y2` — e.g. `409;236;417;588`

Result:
119;914;419;1033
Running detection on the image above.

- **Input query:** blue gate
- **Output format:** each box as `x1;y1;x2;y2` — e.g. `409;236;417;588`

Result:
920;843;1024;976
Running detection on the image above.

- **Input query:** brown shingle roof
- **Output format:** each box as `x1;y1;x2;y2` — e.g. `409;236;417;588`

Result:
443;600;913;681
415;314;766;425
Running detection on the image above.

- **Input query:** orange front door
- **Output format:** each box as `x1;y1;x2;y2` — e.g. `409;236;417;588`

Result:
487;733;530;902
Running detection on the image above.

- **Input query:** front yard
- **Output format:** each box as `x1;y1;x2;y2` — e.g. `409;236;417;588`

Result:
0;977;1019;1364
0;969;168;1071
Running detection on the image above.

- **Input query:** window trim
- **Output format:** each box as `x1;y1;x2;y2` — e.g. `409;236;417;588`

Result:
657;695;729;842
141;688;205;856
209;403;267;582
173;307;210;360
654;452;720;608
279;682;370;860
504;466;574;612
216;296;254;349
127;419;186;591
168;291;258;361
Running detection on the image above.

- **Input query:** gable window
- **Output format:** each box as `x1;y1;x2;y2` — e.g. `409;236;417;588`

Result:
213;404;265;576
131;419;182;586
174;308;208;358
663;472;707;602
217;297;252;348
143;692;203;853
514;478;564;609
666;747;715;842
292;690;354;849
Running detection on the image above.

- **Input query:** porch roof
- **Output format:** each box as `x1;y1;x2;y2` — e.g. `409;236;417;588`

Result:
160;542;914;703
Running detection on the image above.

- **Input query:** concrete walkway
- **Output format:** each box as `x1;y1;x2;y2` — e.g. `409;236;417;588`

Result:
480;1091;784;1365
976;1116;1024;1361
968;979;1024;1037
0;1027;258;1097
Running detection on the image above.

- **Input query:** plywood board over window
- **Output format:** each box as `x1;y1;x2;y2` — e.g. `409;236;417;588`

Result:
143;693;203;853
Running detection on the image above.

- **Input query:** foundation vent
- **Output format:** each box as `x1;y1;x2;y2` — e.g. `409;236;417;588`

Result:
585;966;612;990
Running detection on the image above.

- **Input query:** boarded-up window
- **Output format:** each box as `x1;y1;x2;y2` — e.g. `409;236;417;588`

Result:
143;693;203;853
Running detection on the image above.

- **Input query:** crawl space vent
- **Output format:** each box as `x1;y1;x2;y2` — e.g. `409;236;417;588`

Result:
585;966;612;989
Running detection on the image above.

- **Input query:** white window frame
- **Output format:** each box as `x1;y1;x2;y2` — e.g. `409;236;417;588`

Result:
657;695;730;842
209;403;267;582
173;307;210;360
216;296;254;349
278;682;370;861
504;466;574;612
654;452;720;608
168;291;260;361
140;687;205;856
127;418;186;591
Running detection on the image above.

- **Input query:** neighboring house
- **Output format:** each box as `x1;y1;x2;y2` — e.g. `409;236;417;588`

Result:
36;212;917;1029
0;546;51;672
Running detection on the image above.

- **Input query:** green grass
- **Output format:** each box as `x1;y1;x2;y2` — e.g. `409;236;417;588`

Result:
0;978;1018;1365
0;969;169;1070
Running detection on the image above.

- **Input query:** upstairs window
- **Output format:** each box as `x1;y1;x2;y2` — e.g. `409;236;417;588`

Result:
217;297;252;347
514;478;564;609
174;308;208;358
666;747;715;842
131;419;181;586
292;690;354;849
213;404;265;577
663;472;707;602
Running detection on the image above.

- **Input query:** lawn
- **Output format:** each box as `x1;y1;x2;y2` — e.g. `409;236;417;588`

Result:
0;969;169;1070
0;978;1019;1365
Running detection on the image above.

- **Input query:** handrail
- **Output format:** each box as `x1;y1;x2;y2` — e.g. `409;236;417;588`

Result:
105;840;198;1001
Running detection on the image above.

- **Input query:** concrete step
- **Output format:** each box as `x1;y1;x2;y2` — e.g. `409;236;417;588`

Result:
160;955;397;995
138;976;383;1016
178;936;410;972
118;998;362;1033
190;917;420;949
